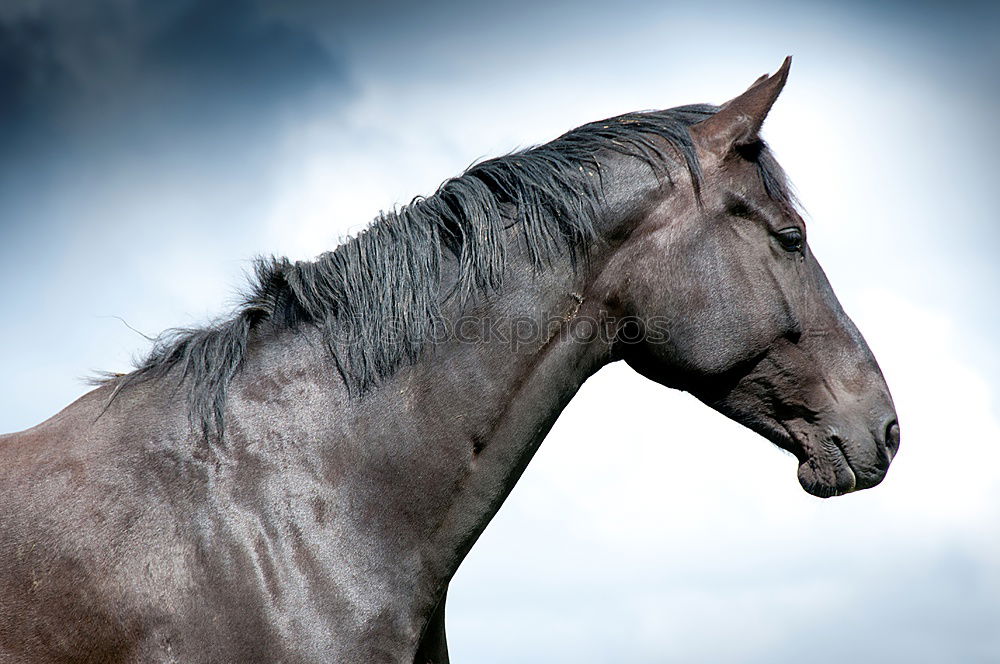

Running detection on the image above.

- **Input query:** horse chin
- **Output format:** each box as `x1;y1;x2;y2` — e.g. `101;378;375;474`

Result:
797;453;857;498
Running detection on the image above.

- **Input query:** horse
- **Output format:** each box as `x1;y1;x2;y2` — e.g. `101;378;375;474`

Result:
0;57;898;663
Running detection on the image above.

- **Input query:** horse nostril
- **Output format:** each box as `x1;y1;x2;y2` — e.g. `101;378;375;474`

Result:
883;419;900;460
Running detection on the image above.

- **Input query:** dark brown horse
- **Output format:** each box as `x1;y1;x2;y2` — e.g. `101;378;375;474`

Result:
0;58;897;662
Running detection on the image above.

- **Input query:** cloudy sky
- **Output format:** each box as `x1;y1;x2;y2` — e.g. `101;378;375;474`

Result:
1;0;998;661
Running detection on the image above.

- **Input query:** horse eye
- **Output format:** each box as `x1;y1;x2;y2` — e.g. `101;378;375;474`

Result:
776;227;803;252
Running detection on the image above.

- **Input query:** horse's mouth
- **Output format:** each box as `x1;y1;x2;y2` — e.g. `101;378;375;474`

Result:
720;411;887;498
796;436;859;498
743;418;857;497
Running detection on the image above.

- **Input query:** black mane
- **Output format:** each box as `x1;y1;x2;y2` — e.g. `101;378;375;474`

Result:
101;104;793;435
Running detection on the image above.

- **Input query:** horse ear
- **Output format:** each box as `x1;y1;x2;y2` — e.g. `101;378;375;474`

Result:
691;56;791;158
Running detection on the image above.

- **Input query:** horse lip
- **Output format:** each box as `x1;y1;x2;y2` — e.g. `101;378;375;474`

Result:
828;436;858;493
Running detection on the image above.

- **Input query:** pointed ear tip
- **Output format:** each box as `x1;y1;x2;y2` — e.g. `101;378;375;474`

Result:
777;55;792;77
751;57;792;89
762;56;792;92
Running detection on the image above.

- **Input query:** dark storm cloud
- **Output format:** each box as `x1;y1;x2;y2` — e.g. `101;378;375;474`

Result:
0;13;71;146
0;0;349;157
146;1;347;121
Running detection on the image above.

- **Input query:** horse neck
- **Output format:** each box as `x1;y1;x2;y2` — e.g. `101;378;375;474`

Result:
222;158;660;640
356;237;617;578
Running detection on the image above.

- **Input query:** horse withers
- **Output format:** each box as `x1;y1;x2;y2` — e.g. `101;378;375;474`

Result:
0;57;897;663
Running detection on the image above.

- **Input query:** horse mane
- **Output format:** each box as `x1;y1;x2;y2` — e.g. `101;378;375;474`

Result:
98;103;793;436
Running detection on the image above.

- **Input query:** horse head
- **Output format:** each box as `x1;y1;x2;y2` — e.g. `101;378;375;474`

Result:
602;58;898;497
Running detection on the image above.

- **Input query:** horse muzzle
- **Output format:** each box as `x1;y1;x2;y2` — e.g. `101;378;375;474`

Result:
795;415;899;498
